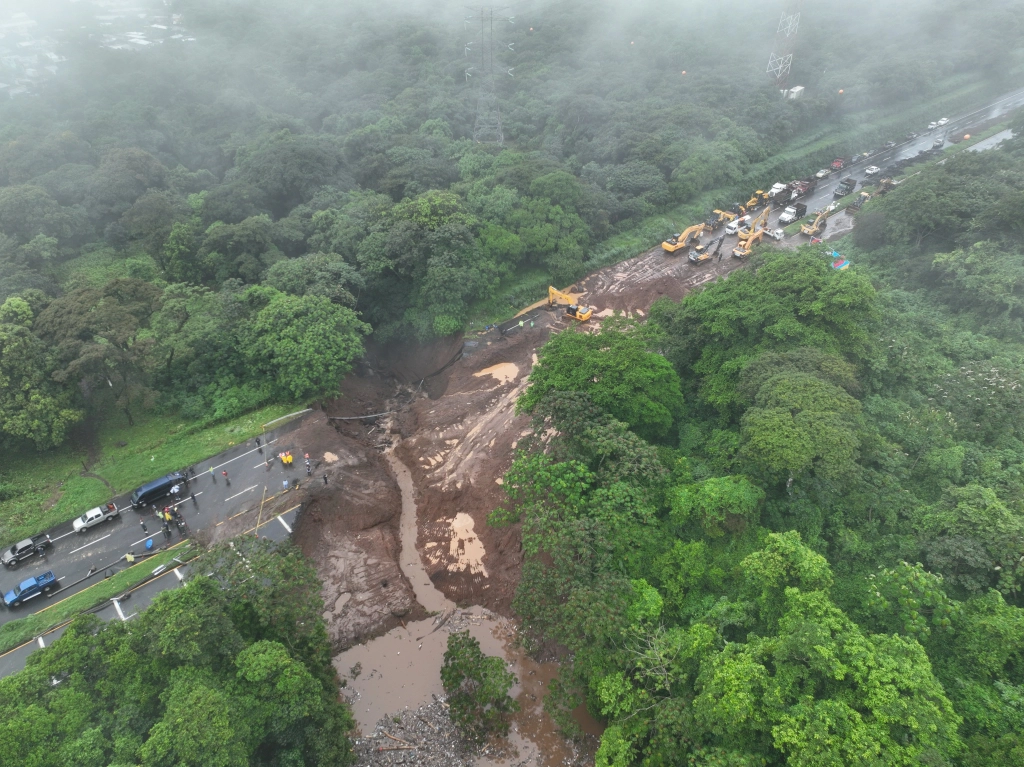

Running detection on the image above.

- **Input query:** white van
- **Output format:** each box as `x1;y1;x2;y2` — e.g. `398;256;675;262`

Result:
725;216;751;235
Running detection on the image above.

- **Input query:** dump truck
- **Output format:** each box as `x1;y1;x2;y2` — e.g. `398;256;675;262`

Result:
777;202;808;224
834;177;856;198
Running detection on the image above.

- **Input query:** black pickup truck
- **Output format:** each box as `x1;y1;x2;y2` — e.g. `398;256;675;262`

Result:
1;535;52;569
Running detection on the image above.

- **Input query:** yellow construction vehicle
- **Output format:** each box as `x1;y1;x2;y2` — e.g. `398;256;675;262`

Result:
874;177;896;196
732;229;766;259
705;209;737;231
662;223;707;254
548;286;593;322
800;209;829;236
737;205;771;239
744;190;769;210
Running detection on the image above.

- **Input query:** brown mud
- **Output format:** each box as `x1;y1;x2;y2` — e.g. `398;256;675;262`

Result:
294;235;811;764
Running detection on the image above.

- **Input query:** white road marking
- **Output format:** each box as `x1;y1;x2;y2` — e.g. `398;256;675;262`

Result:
36;637;45;648
276;515;292;534
207;438;278;473
129;534;158;547
50;531;76;543
225;485;258;502
68;534;111;555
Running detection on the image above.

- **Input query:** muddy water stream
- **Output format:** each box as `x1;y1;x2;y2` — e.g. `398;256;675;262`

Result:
334;451;600;765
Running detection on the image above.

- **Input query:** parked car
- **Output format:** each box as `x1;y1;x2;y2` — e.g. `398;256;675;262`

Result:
130;472;185;509
933;137;945;148
815;168;831;179
73;505;120;533
906;132;919;140
884;141;896;148
1;535;52;569
4;571;57;608
928;122;938;130
864;165;881;176
937;117;949;126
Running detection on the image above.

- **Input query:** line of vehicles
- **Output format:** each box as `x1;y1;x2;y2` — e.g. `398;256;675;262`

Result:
659;130;931;263
0;470;189;614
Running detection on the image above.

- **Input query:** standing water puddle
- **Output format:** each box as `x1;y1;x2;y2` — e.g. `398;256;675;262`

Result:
334;452;600;765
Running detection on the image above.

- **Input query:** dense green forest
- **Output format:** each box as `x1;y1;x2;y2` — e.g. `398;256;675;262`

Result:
1;0;1020;450
0;539;354;766
493;121;1024;765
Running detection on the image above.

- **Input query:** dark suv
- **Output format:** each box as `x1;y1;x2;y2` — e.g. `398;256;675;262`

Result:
2;536;52;569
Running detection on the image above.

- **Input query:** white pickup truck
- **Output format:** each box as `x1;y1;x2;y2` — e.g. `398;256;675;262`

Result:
72;505;120;533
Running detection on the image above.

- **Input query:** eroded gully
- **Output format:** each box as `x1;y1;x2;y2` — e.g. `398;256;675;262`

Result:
333;450;600;766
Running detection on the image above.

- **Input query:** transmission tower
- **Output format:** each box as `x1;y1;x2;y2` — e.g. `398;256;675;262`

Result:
465;6;514;145
766;0;802;93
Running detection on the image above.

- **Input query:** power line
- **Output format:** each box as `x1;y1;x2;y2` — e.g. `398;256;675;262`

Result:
465;6;514;144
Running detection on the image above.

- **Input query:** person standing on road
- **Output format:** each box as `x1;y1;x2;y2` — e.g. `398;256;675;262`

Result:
209;467;215;482
140;519;148;534
323;475;328;486
190;491;197;505
255;436;261;448
222;470;230;486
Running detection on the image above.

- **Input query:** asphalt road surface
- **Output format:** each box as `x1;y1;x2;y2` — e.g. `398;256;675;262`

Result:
0;416;313;631
716;86;1024;247
0;504;299;679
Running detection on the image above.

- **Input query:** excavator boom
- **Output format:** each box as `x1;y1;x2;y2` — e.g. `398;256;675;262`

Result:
800;209;828;236
662;223;707;253
548;286;593;322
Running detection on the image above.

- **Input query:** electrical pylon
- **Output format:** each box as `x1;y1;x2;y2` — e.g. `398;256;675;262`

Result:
766;1;802;92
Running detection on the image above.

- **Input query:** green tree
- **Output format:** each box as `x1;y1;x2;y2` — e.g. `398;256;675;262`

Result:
441;631;519;743
518;320;684;442
239;289;369;402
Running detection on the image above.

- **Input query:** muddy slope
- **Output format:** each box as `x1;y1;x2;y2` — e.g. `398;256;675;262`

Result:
291;416;425;650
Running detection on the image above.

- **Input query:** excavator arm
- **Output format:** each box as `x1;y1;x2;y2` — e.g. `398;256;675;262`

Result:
662;223;707;253
800;209;828;236
548;286;593;322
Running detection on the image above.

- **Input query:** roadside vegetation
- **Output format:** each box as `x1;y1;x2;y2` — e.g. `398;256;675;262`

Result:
1;0;1021;476
0;542;195;654
492;121;1024;766
0;538;354;767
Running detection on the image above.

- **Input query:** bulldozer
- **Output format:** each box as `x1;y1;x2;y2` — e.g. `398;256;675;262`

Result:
662;223;707;254
548;286;593;322
800;209;829;237
744;190;769;210
874;177;897;196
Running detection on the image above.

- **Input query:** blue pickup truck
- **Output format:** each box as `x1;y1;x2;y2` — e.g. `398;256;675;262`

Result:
4;571;57;608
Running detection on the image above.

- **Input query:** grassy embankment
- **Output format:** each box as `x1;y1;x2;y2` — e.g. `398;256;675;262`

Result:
466;75;1022;329
0;543;195;655
0;403;296;546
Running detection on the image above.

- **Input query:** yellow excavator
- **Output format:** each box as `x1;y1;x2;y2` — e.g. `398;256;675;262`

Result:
737;205;771;239
800;209;828;236
662;223;707;253
732;228;766;259
745;190;769;210
548;286;593;322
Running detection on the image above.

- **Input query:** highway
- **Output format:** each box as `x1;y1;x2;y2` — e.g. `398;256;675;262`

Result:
0;414;315;630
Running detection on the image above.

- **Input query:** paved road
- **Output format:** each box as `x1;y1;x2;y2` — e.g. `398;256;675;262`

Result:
0;415;317;629
0;504;300;679
736;86;1024;243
